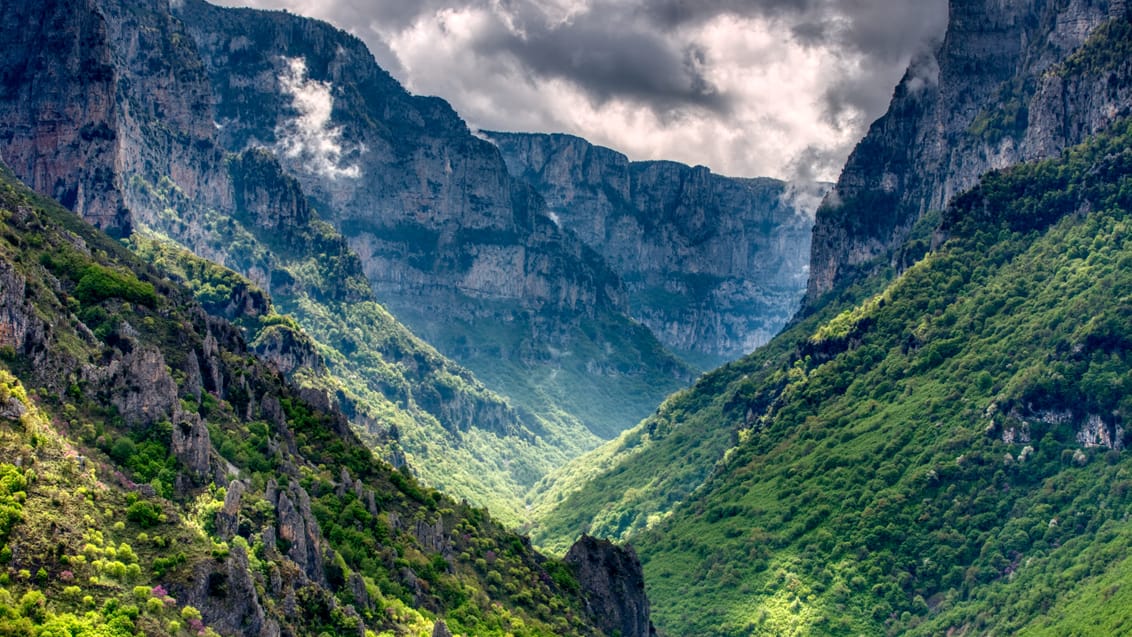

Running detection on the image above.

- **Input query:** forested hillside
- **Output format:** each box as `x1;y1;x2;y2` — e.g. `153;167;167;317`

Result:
0;163;643;636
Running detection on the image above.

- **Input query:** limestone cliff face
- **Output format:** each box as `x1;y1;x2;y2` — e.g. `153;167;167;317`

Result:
808;0;1132;302
487;132;820;362
566;535;656;637
0;0;129;235
177;0;627;323
176;0;693;438
0;0;570;478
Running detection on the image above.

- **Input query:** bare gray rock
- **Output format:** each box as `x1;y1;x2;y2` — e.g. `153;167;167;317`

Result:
487;131;821;362
808;0;1132;302
565;535;656;637
172;413;212;479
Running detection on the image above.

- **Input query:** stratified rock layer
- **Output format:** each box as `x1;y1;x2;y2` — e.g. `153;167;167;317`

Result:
487;132;821;363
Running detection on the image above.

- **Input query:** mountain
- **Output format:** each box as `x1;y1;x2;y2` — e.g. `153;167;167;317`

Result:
173;0;695;440
0;161;655;635
0;0;620;526
807;0;1132;303
484;131;822;368
530;4;1132;635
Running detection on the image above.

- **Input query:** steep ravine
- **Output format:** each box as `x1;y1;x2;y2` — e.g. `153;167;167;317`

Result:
176;0;695;440
0;0;603;525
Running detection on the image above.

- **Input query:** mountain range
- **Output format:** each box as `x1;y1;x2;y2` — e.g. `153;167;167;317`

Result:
1;0;1131;635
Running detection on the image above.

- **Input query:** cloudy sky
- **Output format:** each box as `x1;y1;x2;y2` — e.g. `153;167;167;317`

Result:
212;0;948;182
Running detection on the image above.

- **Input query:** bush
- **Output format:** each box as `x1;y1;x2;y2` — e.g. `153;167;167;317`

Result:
73;265;157;307
126;501;161;528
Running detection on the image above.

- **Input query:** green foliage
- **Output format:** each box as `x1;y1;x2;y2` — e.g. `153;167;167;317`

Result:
540;118;1132;635
72;264;158;308
0;161;601;636
125;502;161;529
1058;13;1132;79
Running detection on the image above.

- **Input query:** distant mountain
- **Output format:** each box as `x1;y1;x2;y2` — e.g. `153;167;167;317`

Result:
174;0;695;441
530;4;1132;635
485;131;822;367
0;161;652;635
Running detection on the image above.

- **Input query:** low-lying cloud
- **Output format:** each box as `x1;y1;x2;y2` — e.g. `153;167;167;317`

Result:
214;0;948;182
275;57;361;179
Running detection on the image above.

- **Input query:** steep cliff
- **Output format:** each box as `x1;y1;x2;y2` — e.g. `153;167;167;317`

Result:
0;0;613;524
808;0;1132;302
529;7;1132;635
487;132;821;365
175;0;695;438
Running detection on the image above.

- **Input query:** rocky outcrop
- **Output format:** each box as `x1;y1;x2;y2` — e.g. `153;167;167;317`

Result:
808;0;1132;302
251;325;326;377
171;414;212;479
488;132;822;361
88;345;179;426
0;258;55;373
269;480;326;583
185;543;274;637
565;535;656;637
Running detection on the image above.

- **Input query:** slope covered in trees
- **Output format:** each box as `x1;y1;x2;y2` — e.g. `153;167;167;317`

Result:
0;163;635;636
533;98;1132;637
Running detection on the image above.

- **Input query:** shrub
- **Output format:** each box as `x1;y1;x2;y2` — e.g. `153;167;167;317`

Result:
73;265;157;307
126;501;161;528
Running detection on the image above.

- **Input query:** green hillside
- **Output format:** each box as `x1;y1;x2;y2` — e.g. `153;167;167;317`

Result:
535;114;1132;634
0;164;607;635
128;150;598;526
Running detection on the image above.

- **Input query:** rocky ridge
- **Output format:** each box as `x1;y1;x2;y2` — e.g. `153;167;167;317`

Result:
0;160;654;635
808;0;1132;301
487;131;821;364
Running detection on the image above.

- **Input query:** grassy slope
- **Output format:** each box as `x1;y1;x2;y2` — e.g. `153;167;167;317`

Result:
0;167;599;636
638;119;1132;635
533;114;1132;634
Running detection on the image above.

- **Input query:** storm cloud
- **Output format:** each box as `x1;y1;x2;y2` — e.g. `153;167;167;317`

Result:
210;0;947;181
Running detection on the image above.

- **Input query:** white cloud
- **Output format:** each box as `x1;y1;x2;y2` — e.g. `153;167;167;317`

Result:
274;57;361;179
212;1;947;182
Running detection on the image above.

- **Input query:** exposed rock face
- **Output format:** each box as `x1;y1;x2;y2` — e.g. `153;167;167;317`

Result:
186;543;273;637
171;414;212;479
565;535;656;637
0;258;54;371
178;0;627;322
0;0;130;235
88;345;179;426
808;0;1132;302
177;0;693;437
251;325;326;377
488;132;821;362
270;480;326;583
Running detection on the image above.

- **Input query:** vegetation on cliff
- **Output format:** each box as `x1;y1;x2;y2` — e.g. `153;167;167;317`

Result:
535;115;1132;634
0;164;614;636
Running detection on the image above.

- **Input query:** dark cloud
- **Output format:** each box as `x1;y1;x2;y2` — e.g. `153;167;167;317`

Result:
468;5;732;116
